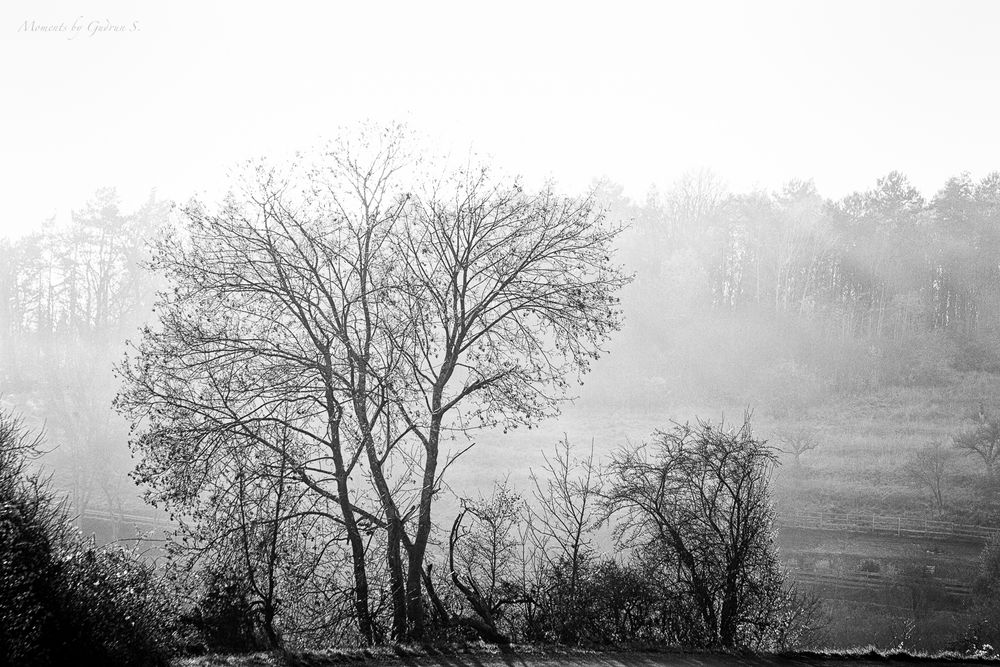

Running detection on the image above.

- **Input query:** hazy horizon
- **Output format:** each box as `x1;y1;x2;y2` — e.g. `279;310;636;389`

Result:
6;1;1000;654
5;1;1000;238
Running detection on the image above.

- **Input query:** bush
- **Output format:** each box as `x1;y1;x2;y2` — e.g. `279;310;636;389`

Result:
180;567;268;654
0;410;175;666
972;534;1000;599
859;559;881;574
951;619;1000;658
521;554;679;647
0;482;65;666
59;540;176;665
585;558;670;644
953;536;1000;658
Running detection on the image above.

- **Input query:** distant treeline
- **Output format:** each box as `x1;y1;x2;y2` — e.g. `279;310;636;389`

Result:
0;188;163;343
602;171;1000;410
0;188;168;515
3;171;1000;469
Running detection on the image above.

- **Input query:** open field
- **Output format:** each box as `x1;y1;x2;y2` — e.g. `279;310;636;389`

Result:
81;371;1000;537
776;513;998;544
776;527;983;579
775;527;984;650
447;370;1000;525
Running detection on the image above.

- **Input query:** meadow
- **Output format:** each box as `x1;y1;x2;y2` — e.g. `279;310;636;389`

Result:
453;370;1000;524
442;368;1000;651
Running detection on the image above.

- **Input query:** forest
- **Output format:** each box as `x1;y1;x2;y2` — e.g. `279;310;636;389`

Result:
3;127;1000;664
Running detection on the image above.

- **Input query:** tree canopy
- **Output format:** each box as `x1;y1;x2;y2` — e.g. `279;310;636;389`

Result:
115;125;630;642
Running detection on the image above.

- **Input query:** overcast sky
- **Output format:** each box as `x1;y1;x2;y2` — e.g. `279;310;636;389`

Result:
3;0;1000;236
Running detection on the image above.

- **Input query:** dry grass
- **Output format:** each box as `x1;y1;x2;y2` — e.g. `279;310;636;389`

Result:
443;370;1000;525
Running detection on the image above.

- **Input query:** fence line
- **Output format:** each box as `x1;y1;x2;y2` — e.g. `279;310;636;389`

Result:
72;507;1000;544
77;508;173;530
789;570;973;597
777;510;1000;542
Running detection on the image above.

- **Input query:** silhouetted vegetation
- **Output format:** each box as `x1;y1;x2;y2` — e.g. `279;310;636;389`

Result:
6;126;1000;655
406;419;822;651
0;409;175;667
602;415;820;650
115;125;630;644
951;535;1000;656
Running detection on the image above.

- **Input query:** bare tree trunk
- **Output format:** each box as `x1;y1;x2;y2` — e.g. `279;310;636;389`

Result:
387;522;408;639
405;416;442;640
337;469;374;645
350;372;408;637
323;383;375;645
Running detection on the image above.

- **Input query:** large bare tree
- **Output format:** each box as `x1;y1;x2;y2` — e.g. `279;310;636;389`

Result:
116;124;630;642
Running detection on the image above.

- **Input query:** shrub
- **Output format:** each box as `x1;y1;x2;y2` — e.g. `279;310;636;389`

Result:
859;559;881;574
0;481;65;666
58;539;175;666
951;620;1000;658
953;537;1000;658
0;409;175;666
585;558;668;644
521;554;684;647
973;534;1000;598
181;567;268;654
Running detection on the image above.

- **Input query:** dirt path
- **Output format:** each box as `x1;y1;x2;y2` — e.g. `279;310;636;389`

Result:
176;648;998;667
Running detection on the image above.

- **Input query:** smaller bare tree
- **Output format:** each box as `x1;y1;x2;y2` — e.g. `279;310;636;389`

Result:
954;417;1000;477
530;439;601;580
976;401;988;425
905;442;950;514
422;482;528;644
603;414;788;649
526;436;602;643
0;409;44;479
778;427;821;468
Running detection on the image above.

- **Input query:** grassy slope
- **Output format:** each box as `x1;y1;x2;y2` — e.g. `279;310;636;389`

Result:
449;370;1000;526
770;372;1000;525
438;370;1000;651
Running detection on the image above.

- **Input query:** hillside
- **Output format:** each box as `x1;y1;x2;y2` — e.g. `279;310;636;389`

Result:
452;370;1000;526
436;370;1000;652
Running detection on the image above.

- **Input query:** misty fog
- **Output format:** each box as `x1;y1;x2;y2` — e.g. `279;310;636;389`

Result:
6;1;1000;659
4;164;1000;650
